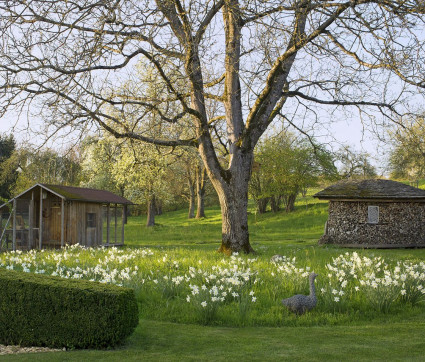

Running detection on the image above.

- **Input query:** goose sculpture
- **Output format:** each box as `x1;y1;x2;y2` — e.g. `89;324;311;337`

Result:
281;272;318;315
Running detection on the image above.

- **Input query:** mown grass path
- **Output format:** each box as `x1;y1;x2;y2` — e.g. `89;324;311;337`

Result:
3;319;425;361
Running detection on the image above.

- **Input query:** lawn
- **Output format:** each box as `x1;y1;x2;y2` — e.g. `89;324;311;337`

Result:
1;195;425;361
125;194;330;248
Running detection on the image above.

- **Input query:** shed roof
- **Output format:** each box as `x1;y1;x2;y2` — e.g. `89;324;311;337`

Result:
0;184;133;207
40;184;133;204
314;179;425;200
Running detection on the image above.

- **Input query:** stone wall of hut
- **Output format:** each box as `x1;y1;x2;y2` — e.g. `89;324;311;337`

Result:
320;200;425;246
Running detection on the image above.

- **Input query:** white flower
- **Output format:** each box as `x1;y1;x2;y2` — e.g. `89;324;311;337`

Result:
252;297;257;302
355;286;360;291
334;297;340;302
186;295;190;302
201;301;207;308
320;288;326;293
401;289;406;296
249;290;255;296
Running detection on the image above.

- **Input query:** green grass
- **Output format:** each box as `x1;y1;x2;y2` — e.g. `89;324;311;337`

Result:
3;319;425;361
2;194;425;360
125;194;329;249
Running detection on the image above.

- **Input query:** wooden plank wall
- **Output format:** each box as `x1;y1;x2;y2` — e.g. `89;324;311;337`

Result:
66;201;103;246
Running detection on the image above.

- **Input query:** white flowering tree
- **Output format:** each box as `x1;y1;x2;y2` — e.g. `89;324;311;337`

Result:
80;137;126;196
112;139;172;227
1;1;425;253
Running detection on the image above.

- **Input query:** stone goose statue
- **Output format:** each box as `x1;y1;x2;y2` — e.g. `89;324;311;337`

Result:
281;272;318;315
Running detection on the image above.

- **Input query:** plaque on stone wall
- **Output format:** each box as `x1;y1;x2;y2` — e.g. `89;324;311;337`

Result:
368;206;379;224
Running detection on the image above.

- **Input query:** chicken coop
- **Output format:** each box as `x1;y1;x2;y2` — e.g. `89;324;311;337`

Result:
0;184;133;251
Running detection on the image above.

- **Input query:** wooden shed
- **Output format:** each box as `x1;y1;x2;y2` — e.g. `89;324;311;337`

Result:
0;184;133;252
314;179;425;248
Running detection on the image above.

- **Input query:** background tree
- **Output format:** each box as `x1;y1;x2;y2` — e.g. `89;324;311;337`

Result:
80;137;126;196
111;139;172;227
388;115;425;183
168;156;197;219
195;165;207;218
0;134;18;201
337;146;377;180
1;1;425;253
168;149;210;219
12;147;82;193
250;132;337;213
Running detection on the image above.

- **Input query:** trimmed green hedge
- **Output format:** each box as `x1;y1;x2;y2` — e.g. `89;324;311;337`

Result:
0;268;139;349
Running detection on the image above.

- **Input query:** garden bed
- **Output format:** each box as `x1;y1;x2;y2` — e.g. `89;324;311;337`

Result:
0;244;424;327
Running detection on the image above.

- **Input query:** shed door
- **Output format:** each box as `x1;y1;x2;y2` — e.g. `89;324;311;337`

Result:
49;202;61;242
86;212;97;247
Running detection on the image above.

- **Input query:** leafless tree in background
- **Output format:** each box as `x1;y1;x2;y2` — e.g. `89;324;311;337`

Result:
0;0;424;253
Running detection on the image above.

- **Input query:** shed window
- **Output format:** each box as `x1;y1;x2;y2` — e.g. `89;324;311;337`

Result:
368;206;379;224
86;213;97;228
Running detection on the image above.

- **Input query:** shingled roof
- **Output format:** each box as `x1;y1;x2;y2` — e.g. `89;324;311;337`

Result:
40;184;133;204
314;179;425;201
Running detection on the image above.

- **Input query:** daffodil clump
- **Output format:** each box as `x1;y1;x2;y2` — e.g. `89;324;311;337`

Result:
0;246;424;326
321;252;425;312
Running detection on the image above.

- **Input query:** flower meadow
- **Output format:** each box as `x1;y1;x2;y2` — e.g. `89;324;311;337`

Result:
0;245;424;326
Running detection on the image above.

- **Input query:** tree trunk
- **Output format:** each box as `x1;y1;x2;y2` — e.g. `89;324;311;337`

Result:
195;166;206;219
257;198;269;214
211;153;255;255
284;193;297;212
156;199;163;215
146;195;156;227
270;196;280;212
187;179;195;219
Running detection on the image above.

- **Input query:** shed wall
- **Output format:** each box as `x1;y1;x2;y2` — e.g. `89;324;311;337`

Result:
66;201;103;247
322;201;425;246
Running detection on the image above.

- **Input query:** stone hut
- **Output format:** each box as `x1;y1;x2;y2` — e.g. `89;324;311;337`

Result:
313;179;425;248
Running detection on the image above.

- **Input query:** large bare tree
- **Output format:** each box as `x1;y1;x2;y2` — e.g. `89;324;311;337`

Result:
1;0;424;253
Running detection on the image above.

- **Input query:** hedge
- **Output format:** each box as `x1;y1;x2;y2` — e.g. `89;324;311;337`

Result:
0;268;139;349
